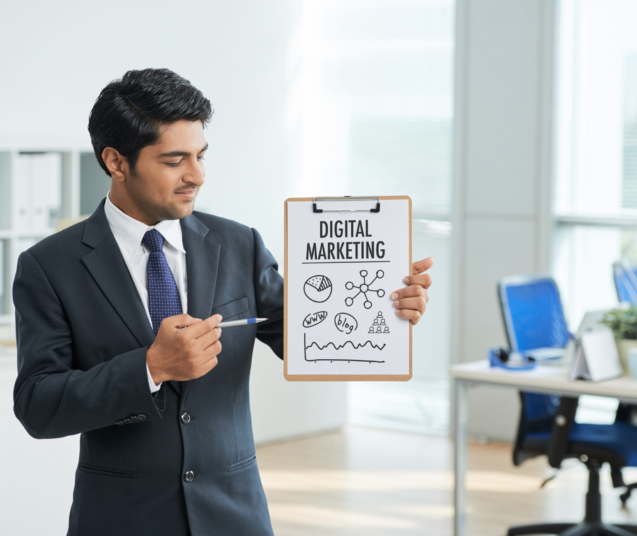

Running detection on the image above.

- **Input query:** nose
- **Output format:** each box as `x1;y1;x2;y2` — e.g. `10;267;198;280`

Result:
186;157;205;186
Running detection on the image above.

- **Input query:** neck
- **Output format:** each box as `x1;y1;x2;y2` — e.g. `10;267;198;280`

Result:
109;185;159;226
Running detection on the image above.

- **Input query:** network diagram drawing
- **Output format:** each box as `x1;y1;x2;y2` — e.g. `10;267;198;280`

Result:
345;269;385;309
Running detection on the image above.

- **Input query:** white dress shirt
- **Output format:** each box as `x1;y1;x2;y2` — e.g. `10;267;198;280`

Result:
103;190;188;393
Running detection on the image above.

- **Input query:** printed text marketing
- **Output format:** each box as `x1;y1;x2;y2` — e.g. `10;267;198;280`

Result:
306;220;385;261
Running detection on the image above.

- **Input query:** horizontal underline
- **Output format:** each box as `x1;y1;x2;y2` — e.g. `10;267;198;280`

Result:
306;359;386;363
301;260;391;264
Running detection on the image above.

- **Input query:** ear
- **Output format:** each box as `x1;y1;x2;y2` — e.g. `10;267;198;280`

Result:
102;147;130;182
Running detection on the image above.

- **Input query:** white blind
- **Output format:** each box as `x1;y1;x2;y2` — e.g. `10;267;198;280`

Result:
291;0;454;219
555;0;637;324
557;0;637;216
293;0;456;434
623;54;637;209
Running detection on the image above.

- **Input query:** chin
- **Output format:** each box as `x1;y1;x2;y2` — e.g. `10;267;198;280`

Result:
157;204;191;221
179;204;195;218
174;207;193;220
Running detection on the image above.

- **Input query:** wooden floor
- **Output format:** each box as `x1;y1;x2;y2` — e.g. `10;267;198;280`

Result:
256;425;637;536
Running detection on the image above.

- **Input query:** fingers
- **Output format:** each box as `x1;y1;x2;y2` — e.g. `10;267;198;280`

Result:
195;327;222;352
412;257;434;275
404;273;432;289
207;313;224;328
390;285;429;301
392;295;427;312
204;341;222;359
395;307;422;325
391;284;428;326
187;314;224;338
166;314;203;329
203;355;219;372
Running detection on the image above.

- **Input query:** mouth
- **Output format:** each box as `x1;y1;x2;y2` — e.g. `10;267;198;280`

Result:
175;188;196;200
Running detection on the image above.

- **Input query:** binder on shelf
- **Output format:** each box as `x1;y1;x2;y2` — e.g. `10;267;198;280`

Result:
14;155;30;231
14;153;61;232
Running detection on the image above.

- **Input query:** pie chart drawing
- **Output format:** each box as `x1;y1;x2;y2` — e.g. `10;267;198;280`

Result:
304;275;333;303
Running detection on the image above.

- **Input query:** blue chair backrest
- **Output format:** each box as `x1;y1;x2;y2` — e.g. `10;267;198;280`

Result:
498;275;569;424
613;262;637;304
611;262;637;423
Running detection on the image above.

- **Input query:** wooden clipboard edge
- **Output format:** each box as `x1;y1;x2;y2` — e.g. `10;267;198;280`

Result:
283;195;413;381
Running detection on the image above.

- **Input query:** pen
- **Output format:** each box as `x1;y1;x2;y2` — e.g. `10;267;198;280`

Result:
218;318;269;328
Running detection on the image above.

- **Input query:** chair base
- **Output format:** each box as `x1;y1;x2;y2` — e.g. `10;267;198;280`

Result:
507;522;637;536
620;482;637;505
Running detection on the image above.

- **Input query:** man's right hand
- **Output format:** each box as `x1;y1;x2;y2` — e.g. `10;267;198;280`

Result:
146;314;223;385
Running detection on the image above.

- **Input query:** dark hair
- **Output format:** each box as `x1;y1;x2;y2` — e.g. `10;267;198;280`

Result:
88;68;213;176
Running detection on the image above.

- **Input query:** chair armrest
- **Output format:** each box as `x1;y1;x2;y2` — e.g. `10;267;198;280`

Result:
547;396;579;468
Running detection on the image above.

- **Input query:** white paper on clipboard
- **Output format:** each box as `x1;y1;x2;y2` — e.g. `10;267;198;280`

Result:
284;196;412;380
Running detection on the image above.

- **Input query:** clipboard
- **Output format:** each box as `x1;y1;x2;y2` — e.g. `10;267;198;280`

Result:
284;196;413;381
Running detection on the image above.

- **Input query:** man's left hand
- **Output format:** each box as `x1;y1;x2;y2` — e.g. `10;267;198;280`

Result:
391;257;433;326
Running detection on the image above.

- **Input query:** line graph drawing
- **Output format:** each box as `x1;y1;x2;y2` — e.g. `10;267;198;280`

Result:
345;269;385;309
303;333;386;363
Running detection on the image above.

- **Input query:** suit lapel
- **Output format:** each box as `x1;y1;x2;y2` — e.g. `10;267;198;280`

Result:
81;199;222;398
179;214;221;399
81;199;156;349
181;214;221;322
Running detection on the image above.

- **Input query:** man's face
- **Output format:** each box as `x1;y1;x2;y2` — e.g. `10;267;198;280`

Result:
127;119;207;222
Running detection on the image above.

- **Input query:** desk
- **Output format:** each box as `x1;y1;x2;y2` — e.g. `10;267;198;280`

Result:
450;360;637;536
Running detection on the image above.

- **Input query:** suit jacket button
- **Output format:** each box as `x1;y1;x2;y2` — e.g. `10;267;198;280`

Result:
116;421;124;426
138;414;147;421
130;415;139;422
123;418;132;424
180;412;191;424
184;471;195;483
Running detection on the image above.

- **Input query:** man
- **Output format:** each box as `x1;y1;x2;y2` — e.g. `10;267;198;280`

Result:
12;68;433;535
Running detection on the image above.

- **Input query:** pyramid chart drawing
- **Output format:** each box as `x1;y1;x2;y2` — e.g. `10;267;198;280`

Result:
368;311;390;334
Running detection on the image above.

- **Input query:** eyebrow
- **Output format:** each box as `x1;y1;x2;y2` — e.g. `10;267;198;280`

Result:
157;143;208;158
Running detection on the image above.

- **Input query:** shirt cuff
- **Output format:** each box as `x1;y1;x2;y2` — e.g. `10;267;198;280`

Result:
146;363;162;393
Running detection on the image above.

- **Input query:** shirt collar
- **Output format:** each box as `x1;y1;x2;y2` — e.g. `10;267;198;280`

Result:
104;190;186;262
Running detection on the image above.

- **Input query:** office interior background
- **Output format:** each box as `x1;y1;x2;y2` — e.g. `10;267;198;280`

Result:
2;0;637;534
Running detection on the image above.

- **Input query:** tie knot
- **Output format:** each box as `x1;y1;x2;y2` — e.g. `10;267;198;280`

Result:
142;229;164;253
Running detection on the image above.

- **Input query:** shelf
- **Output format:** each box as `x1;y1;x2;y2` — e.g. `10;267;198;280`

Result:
14;229;56;238
0;144;95;337
0;144;92;153
0;229;56;239
556;213;637;228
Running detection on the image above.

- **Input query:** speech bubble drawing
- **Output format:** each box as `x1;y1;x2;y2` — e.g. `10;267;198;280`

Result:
334;312;358;335
303;311;328;328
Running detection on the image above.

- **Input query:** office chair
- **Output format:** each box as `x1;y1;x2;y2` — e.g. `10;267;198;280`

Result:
499;274;637;536
612;260;637;505
613;261;637;304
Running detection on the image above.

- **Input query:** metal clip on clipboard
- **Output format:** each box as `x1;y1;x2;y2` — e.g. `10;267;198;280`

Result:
312;196;381;214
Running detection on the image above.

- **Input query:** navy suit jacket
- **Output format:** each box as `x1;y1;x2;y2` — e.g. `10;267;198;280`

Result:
12;198;284;536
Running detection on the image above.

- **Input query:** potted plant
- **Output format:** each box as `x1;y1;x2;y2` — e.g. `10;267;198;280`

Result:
600;306;637;373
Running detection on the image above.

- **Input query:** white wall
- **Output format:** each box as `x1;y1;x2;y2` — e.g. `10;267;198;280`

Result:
451;0;556;440
0;2;347;533
0;0;293;258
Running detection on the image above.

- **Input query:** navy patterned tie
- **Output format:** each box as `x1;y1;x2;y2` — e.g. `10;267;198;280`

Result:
142;229;183;390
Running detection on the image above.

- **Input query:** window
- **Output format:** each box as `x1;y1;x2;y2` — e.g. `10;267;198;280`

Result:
555;0;637;324
555;0;637;422
290;0;455;434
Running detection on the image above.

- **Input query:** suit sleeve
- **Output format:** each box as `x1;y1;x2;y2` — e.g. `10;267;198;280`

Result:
251;228;284;359
12;250;163;440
